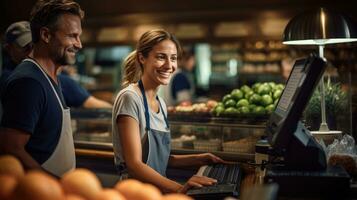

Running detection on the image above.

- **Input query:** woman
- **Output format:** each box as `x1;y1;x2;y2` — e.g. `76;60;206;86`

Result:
112;29;226;193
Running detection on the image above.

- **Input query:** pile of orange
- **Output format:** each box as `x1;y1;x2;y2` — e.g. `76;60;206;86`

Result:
0;155;193;200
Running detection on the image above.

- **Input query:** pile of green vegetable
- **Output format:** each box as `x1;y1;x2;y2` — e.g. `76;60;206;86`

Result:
212;82;284;117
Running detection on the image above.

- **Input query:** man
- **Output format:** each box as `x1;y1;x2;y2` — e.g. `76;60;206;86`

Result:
0;21;112;109
59;72;112;108
161;49;196;106
0;0;84;177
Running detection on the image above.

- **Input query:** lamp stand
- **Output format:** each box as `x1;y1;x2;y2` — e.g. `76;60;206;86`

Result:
311;45;342;145
318;45;329;132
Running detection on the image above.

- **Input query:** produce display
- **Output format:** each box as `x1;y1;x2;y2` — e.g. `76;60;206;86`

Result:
171;135;197;149
212;82;284;117
167;82;284;120
167;100;217;114
223;136;258;153
0;155;193;200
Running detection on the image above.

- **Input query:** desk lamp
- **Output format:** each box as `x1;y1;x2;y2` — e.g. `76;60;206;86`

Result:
282;8;357;137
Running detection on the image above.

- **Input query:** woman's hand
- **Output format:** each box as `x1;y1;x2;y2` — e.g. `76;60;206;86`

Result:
195;153;229;166
178;175;217;194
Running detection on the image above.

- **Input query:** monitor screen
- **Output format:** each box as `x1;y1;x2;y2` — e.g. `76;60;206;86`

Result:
266;55;326;150
275;64;305;117
265;55;327;169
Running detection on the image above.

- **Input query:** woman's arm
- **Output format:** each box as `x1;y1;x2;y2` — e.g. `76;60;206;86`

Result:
117;115;218;194
117;116;182;193
168;153;227;168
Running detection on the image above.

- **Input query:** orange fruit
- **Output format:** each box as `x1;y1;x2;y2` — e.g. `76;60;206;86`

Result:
135;183;162;200
0;155;25;179
0;175;17;200
115;179;163;200
94;189;126;200
12;170;64;200
66;194;86;200
114;179;143;200
61;168;102;200
162;194;193;200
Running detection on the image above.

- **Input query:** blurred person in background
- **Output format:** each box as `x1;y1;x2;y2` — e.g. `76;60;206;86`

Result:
281;57;294;82
0;0;84;177
112;29;226;193
58;67;112;108
0;21;33;125
0;21;33;86
161;48;196;106
0;21;112;109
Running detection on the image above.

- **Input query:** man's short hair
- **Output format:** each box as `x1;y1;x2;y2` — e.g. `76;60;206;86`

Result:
5;21;32;47
30;0;84;43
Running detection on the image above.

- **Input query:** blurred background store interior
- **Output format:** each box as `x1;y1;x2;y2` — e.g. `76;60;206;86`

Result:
1;0;357;137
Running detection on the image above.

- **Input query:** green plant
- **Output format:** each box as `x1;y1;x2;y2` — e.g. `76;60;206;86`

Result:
304;80;348;130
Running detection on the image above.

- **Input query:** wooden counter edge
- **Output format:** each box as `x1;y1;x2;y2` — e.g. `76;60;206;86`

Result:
75;148;114;159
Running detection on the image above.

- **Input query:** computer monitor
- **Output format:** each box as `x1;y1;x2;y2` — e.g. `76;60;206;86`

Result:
266;55;327;170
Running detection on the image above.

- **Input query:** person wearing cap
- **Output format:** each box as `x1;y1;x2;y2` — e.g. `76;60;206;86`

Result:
0;21;33;84
0;0;84;177
0;21;112;109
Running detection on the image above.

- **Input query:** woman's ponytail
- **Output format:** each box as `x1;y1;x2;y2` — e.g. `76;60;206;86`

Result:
121;50;142;87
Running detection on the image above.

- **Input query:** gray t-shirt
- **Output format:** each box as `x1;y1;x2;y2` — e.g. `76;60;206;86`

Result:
112;84;169;166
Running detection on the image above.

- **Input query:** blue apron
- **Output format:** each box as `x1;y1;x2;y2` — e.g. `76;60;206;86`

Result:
138;80;171;177
117;81;171;178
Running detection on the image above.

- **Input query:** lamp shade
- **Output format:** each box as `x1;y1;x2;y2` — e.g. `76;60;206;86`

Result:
283;8;357;45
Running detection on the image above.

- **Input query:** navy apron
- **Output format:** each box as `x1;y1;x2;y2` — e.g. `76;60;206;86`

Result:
139;80;171;176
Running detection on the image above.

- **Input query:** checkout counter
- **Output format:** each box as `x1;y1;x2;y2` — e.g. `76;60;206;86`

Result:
72;108;356;199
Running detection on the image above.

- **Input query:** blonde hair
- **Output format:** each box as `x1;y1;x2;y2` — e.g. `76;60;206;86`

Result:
122;29;181;87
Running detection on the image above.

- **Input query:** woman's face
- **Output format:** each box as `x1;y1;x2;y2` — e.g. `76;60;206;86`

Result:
139;39;178;86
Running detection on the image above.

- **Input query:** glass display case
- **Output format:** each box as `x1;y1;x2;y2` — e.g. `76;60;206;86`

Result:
71;109;267;161
71;109;113;151
168;114;266;161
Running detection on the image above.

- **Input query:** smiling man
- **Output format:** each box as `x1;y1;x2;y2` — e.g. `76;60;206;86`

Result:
0;0;84;177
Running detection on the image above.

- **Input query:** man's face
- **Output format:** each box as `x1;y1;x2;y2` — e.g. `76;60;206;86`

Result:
6;42;33;64
49;14;82;66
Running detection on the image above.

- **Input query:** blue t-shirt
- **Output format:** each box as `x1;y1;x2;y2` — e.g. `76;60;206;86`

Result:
0;60;66;164
0;53;89;108
0;53;17;88
59;74;90;108
171;71;191;99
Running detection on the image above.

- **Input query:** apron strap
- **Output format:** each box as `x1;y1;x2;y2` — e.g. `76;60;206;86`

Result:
138;80;151;131
138;80;169;131
158;98;170;129
23;58;66;110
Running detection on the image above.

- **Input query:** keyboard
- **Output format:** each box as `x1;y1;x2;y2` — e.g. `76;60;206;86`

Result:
187;163;243;200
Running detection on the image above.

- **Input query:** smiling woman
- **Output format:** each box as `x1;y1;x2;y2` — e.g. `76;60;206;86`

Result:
111;29;227;194
140;39;178;86
121;29;181;88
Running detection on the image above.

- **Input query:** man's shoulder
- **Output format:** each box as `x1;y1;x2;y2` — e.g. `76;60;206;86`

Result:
2;61;48;97
58;74;76;84
7;61;45;85
173;71;189;82
58;74;82;91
